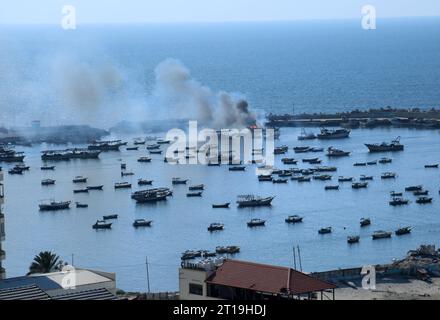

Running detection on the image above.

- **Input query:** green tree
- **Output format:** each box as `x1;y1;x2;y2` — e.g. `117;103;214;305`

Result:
27;251;63;275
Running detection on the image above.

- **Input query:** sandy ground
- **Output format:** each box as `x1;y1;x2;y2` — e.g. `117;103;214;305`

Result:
335;276;440;300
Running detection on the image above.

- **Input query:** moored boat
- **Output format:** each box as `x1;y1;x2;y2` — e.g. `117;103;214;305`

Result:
372;230;392;240
41;179;55;186
389;197;409;206
133;219;152;227
317;128;350;139
352;182;368;189
187;191;202;197
207;223;224;232
138;179;153;186
92;220;112;229
41;165;56;170
360;218;371;227
347;236;360;244
425;164;438;168
73;188;88;194
87;185;104;191
39;200;71;211
237;195;274;207
416;196;432;204
75;202;88;208
365;137;404;152
137;156;152;163
318;227;332;234
114;182;132;189
395;226;411;236
326;147;350;157
247;219;266;227
405;185;423;192
381;172;397;179
325;185;339;190
285;215;303;223
103;214;118;220
212;203;230;208
72;176;87;183
189;184;204;191
172;178;188;185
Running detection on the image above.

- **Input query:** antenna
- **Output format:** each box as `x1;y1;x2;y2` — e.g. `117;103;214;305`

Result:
297;245;303;272
292;246;297;270
146;256;151;293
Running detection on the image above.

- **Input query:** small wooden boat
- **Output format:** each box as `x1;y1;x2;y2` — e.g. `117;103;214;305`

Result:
389;197;409;206
172;178;188;185
258;175;273;182
379;158;392;164
75;202;88;208
41;179;56;186
416;196;433;204
381;172;397;179
294;146;310;153
310;147;324;152
273;178;288;184
138;179;153;186
114;182;131;189
73;188;89;193
189;184;204;191
187;191;202;197
367;161;377;165
425;164;439;168
297;176;311;182
207;223;224;232
126;146;139;151
121;171;134;177
352;182;368;189
354;162;367;167
92;220;112;229
285;215;303;223
73;176;87;183
146;144;161;150
372;230;392;240
8;168;23;175
281;158;297;165
212;203;230;208
390;191;403;197
103;214;118;220
325;185;339;190
137;157;152;163
247;219;266;227
318;227;332;234
413;190;428;196
133;219;152;227
360;218;371;227
347;236;360;244
229;166;246;171
303;157;319;163
314;174;332;181
149;150;162;155
215;246;240;254
87;185;103;191
338;176;353;182
359;175;373;181
405;185;422;192
39;200;71;211
395;226;411;236
41;165;56;170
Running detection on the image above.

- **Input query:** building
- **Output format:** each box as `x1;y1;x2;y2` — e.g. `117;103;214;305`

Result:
0;268;117;300
0;166;5;279
179;259;337;300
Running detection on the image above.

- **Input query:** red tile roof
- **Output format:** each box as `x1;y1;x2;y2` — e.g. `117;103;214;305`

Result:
206;260;336;295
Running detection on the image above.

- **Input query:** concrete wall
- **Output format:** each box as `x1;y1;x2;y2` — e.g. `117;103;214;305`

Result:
178;268;219;300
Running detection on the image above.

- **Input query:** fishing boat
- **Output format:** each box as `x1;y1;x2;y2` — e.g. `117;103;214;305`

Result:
149;150;162;155
293;146;310;153
207;223;224;232
413;190;428;196
189;184;204;191
389;197;409;206
72;176;87;183
353;162;367;167
172;178;188;185
121;171;134;177
229;166;246;171
278;171;292;177
237;195;274;208
318;227;332;234
103;214;118;220
365;137;404;152
416;196;433;204
14;164;29;171
325;185;339;190
146;144;161;150
405;185;423;192
73;188;88;194
126;146;139;151
137;157;152;163
215;246;240;254
41;165;56;170
212;203;230;209
273;178;288;184
315;166;337;172
390;191;403;197
310;147;324;152
381;172;397;179
425;164;439;168
326;147;350;157
8;168;23;175
114;182;132;189
88;140;125;152
281;158;297;165
0;146;25;162
247;219;266;227
360;218;371;227
87;185;104;191
157;139;171;145
359;175;373;181
314;174;332;181
367;160;377;165
274;146;288;155
303;157;320;163
41;179;55;186
133;219;152;227
372;230;392;240
187;191;202;197
338;176;353;182
297;176;311;182
347;236;360;244
395;226;411;236
317;128;350;139
298;128;316;140
75;202;88;208
92;220;112;229
258;175;273;182
135;191;168;203
285;215;303;223
133;138;146;145
138;179;153;186
39;200;71;211
352;182;368;189
68;148;101;159
121;163;126;170
379;158;392;164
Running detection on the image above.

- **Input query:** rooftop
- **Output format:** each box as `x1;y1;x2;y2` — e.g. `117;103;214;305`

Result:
206;259;337;295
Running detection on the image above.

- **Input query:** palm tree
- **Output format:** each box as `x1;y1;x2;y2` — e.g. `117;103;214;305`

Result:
27;251;63;275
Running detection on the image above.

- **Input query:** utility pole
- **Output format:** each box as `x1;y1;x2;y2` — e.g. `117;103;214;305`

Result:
292;246;297;270
297;246;303;272
71;254;74;266
146;256;151;293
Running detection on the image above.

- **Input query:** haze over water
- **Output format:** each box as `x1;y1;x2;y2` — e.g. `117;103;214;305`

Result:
1;18;440;292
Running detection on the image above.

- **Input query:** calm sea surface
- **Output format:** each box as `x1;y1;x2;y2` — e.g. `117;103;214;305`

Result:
1;18;440;291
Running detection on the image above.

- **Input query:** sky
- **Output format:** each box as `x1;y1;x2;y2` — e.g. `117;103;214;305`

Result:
0;0;439;24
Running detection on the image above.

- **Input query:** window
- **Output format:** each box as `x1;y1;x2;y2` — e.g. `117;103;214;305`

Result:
189;283;203;296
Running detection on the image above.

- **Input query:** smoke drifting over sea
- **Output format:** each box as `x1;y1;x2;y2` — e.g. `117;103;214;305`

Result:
0;37;256;130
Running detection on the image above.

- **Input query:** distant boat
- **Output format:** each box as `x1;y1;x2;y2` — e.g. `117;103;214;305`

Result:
229;166;246;171
189;184;204;191
381;172;397;179
326;147;350;157
395;226;411;236
281;158;297;165
379;157;392;164
318;227;332;234
273;178;288;184
172;178;188;185
215;246;240;254
114;182;132;189
338;176;353;182
367;160;377;165
293;146;310;153
285;215;303;223
298;128;316;141
187;191;202;197
359;175;373;181
425;164;439;168
212;203;230;209
317;128;350;140
353;162;367;167
103;214;118;220
149;150;162;155
389;197;409;206
41;179;56;186
314;174;332;181
133;219;152;227
126;146;139;151
347;236;360;244
390;191;403;197
325;185;339;190
93;220;112;229
413;190;428;196
146;144;161;150
258;175;273;182
405;185;422;192
39;200;71;211
138;179;153;186
416;196;433;204
87;185;103;191
247;219;266;227
121;171;134;177
41;165;55;170
372;230;392;240
360;218;371;227
73;188;88;194
137;157;152;163
72;176;87;183
352;182;368;189
207;223;224;232
237;195;274;207
365;137;404;152
75;202;88;208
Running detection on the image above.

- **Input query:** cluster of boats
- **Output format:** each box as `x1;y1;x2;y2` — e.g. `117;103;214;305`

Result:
298;128;351;140
388;185;433;206
181;246;240;260
91;217;152;230
41;148;100;161
0;145;25;162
